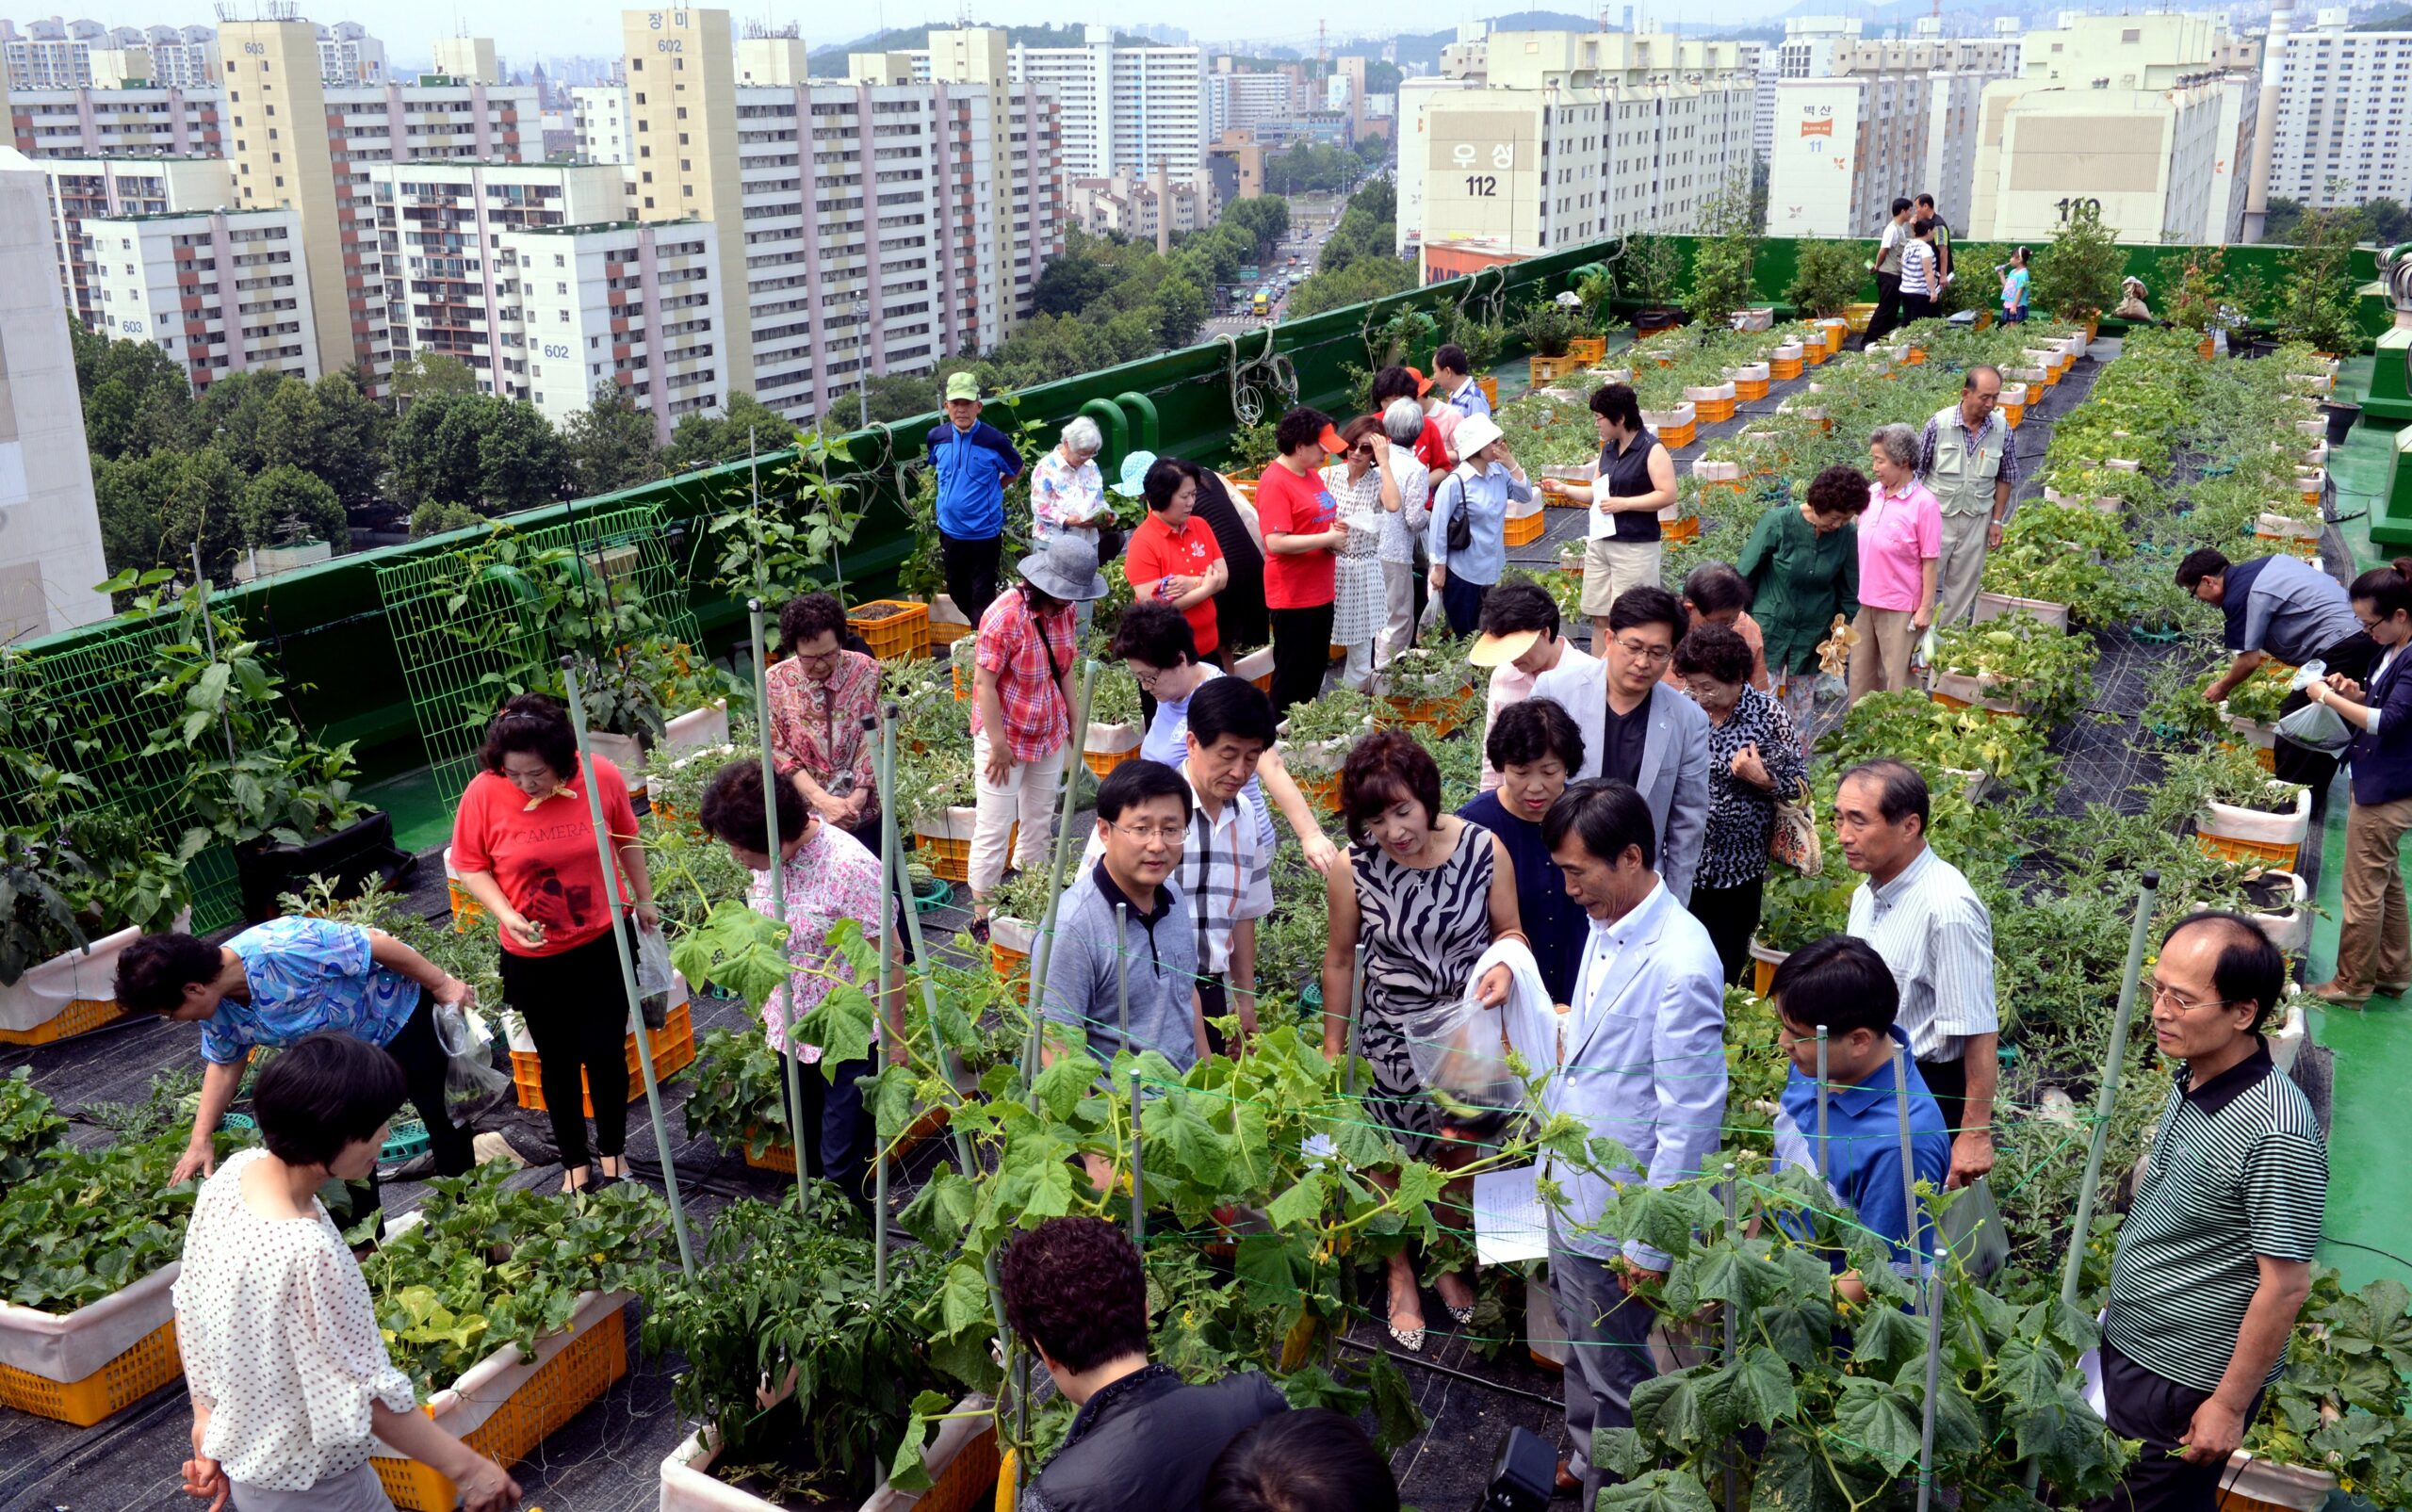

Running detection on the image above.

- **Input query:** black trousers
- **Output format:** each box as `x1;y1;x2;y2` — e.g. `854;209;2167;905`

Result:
1916;1053;1968;1139
2274;629;2380;815
939;531;1004;627
1865;271;1904;344
502;924;641;1171
2084;1341;2262;1512
338;997;479;1236
780;1053;874;1207
1687;875;1764;987
1268;602;1335;721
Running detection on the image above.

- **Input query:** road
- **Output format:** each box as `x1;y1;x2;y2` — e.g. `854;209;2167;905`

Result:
1206;197;1348;332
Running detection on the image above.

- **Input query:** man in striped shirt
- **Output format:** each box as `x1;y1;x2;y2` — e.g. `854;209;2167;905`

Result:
2091;915;2325;1512
1838;760;1999;1188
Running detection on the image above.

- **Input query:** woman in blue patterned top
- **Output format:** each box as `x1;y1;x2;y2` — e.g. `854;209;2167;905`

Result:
1671;622;1806;984
116;917;479;1188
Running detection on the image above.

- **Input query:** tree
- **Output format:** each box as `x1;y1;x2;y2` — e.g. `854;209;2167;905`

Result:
71;322;191;463
1032;248;1121;317
310;366;391;510
1287;255;1415;318
407;501;486;539
2262;198;2306;244
1223;196;1290;261
1149;275;1208;349
866;373;942;425
2029;202;2124;320
562;382;664;497
92;446;248;580
661;393;802;472
388;391;487;510
387;353;478;408
477;400;570;512
236;465;349;552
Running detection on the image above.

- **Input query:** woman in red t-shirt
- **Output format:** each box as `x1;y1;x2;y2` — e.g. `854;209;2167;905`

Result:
1257;406;1349;719
449;694;658;1194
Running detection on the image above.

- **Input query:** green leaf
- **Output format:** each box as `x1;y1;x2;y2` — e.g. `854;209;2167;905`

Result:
895;1167;978;1250
1139;1090;1229;1187
1830;1375;1924;1475
1993;1338;2064;1410
1849;1300;1927;1377
886;1410;936;1494
932;1260;993;1340
797;984;876;1077
1265;1170;1328;1231
1710;1346;1799;1432
1362;1345;1425;1455
1631;1366;1716;1451
1031;1048;1101;1122
1594;1468;1717;1512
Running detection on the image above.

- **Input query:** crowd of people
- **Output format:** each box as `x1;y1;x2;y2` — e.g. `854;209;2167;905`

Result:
108;355;2375;1512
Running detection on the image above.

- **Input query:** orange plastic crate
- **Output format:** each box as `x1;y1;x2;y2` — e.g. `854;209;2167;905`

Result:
1660;421;1696;448
2003;402;2025;430
2197;834;2300;870
991;941;1031;1006
372;1306;629;1511
1733;377;1769;401
928;617;971;650
1504;511;1545;546
1694;397;1736;424
742;1137;798;1174
1082;747;1137;778
1770;355;1803;381
849;600;932;664
1298;771;1341;813
0;1317;180;1425
510;1001;695;1116
0;996;127;1047
1565;336;1607;364
1801;344;1828;367
1529;354;1585;382
1661;516;1702;543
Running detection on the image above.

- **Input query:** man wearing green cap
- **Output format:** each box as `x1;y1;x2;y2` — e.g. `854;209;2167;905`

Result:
926;372;1025;624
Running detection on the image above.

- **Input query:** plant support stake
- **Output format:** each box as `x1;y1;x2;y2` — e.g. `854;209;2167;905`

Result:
1721;1160;1738;1512
1895;1043;1938;1512
1345;942;1367;1096
560;657;696;1278
868;708;890;1300
749;599;811;1215
1815;1032;1830;1186
1129;1066;1146;1245
1021;658;1100;1103
1115;900;1132;1058
2062;869;2159;1309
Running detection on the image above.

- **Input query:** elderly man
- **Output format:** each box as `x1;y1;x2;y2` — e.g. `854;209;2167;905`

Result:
1838;759;1997;1188
2179;547;2376;811
1918;366;2015;626
1540;779;1727;1504
927;371;1024;625
2089;914;2325;1512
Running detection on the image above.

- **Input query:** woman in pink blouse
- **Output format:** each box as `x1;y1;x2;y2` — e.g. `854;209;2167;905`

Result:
768;593;885;850
1846;423;1942;704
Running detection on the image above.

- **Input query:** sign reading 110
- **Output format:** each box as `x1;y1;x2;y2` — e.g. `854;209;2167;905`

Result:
1453;141;1514;197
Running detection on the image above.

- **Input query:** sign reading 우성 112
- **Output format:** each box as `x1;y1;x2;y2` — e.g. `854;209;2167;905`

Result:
1424;109;1541;249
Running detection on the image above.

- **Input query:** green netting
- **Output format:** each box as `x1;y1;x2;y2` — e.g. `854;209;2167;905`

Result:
0;614;242;930
372;504;707;811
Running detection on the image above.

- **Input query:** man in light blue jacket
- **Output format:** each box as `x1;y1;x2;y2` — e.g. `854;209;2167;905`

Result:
1540;780;1728;1505
1531;585;1712;902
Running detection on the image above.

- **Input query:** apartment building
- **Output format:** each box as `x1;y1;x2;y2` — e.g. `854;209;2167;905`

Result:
317;22;384;86
504;219;725;441
367;160;624;398
82;206;315;388
8;84;223;156
1768;37;2022;239
142;25;218;89
40;154;233;321
2265;7;2412;208
891;28;1209;187
1398;30;1758;274
2;18;102;90
571;84;631;164
1206;68;1296;138
1969;14;2258;245
432;37;499;87
0;145;109;641
1065;171;1211;244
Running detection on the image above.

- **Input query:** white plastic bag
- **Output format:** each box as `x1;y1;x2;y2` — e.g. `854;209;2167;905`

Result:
2275;658;2352;753
1393;939;1552;1137
634;926;675;999
432;999;511;1127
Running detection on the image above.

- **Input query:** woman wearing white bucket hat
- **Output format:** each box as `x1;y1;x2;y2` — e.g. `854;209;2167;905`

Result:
1425;413;1529;638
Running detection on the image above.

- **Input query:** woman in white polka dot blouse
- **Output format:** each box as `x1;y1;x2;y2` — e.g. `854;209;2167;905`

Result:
172;1034;522;1512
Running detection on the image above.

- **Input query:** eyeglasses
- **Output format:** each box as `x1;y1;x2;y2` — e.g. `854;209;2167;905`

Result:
1614;638;1675;665
1111;822;1186;845
1350;445;1377;458
2147;980;2238;1014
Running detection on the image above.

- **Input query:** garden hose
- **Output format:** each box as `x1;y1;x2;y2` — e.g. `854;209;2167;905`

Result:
1217;328;1298;430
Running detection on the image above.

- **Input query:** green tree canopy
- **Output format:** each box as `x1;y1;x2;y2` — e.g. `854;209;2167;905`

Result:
71;322;190;463
1288;255;1416;319
661;392;802;472
93;445;247;579
236;464;349;552
562;382;665;497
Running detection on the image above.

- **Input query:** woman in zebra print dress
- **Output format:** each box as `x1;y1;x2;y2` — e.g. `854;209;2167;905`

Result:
1322;729;1524;1350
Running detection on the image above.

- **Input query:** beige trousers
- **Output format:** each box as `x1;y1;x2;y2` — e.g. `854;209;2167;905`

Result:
2336;793;2412;995
1937;511;1992;626
1846;606;1919;703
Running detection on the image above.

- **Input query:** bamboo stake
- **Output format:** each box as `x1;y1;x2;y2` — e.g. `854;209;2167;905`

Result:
869;707;890;1299
748;599;811;1214
2062;870;2160;1308
1721;1160;1738;1512
1345;942;1367;1096
1021;658;1100;1102
1815;1032;1830;1186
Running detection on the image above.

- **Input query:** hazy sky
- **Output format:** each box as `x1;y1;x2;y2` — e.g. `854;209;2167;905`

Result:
20;0;1788;69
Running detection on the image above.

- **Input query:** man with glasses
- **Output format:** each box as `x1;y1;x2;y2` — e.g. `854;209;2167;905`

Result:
1838;759;1998;1190
2092;914;2324;1512
1532;586;1710;902
1039;758;1207;1072
2178;547;2375;815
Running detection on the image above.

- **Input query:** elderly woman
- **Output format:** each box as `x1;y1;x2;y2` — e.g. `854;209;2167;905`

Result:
1323;415;1399;690
1456;699;1589;1002
768;592;884;850
174;1034;522;1512
1848;425;1940;703
1426;414;1530;637
1739;463;1866;738
1324;730;1522;1350
1377;397;1433;665
1034;416;1114;631
1673;622;1807;984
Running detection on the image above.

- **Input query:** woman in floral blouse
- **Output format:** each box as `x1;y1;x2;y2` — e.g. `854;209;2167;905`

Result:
768;593;884;851
1671;621;1806;984
1321;415;1399;691
698;759;904;1205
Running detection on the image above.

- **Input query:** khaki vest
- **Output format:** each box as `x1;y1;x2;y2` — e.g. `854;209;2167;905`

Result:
1927;403;2006;518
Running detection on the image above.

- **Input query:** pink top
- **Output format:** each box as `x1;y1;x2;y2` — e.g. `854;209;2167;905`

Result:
747;821;886;1064
1856;480;1942;612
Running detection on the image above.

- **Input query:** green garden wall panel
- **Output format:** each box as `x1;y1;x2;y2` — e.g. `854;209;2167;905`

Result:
18;232;2378;783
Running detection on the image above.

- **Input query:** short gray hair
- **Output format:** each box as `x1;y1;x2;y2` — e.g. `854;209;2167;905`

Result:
1870;423;1920;470
1382;398;1425;447
1060;416;1102;456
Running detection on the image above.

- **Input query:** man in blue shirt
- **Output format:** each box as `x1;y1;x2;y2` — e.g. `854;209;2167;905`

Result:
2179;547;2377;814
926;370;1024;625
1432;342;1491;421
1767;934;1951;1296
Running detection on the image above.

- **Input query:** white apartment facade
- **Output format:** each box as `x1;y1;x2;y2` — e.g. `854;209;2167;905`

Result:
318;23;385;86
143;25;219;89
40;154;233;322
2;18;103;90
504;219;725;441
1064;171;1212;240
1767;38;2021;239
895;29;1209;187
1206;69;1296;138
1399;31;1758;270
81;206;315;389
367;160;625;398
571;85;631;164
8;84;222;155
2266;8;2412;208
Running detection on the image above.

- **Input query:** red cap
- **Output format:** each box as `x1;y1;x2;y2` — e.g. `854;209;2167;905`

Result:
1316;422;1349;456
1404;366;1434;398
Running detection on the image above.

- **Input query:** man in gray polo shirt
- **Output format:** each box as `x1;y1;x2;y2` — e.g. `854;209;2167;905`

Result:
2180;547;2377;809
1037;759;1206;1073
2091;914;2325;1512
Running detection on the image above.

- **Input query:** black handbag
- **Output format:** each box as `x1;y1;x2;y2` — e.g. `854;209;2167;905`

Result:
1096;522;1128;563
1442;474;1473;553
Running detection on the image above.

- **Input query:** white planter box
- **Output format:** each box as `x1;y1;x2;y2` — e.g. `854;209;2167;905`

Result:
1730;307;1774;332
0;1260;179;1384
1507;490;1544;522
1275;729;1359;773
2217;703;2279;752
1084;721;1139;756
2199;784;2311;848
1692;459;1743;483
2269;1000;2310;1075
371;1288;635;1469
990;917;1035;954
1585;366;1635;385
2216;1454;2334;1511
659;1393;996;1512
1234;646;1276;689
1973;592;2070;632
0;906;192;1034
1682;382;1736;404
1725;362;1770;383
2301;440;2330;467
1639;401;1697;432
2009;366;2047;387
2043;486;2118;514
911;805;981;845
587;729;645;781
1997;382;2029;406
662;701;730;758
2188;871;2311;957
1932;670;2026;716
2103;458;2141;474
2256;511;2321;542
2295;418;2328;440
1769;342;1804;362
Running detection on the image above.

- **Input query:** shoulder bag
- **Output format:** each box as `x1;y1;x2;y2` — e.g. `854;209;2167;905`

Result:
1768;776;1823;875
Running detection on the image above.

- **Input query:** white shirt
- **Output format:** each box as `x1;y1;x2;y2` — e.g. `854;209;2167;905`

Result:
1380;446;1431;566
1846;845;1999;1061
171;1149;419;1489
